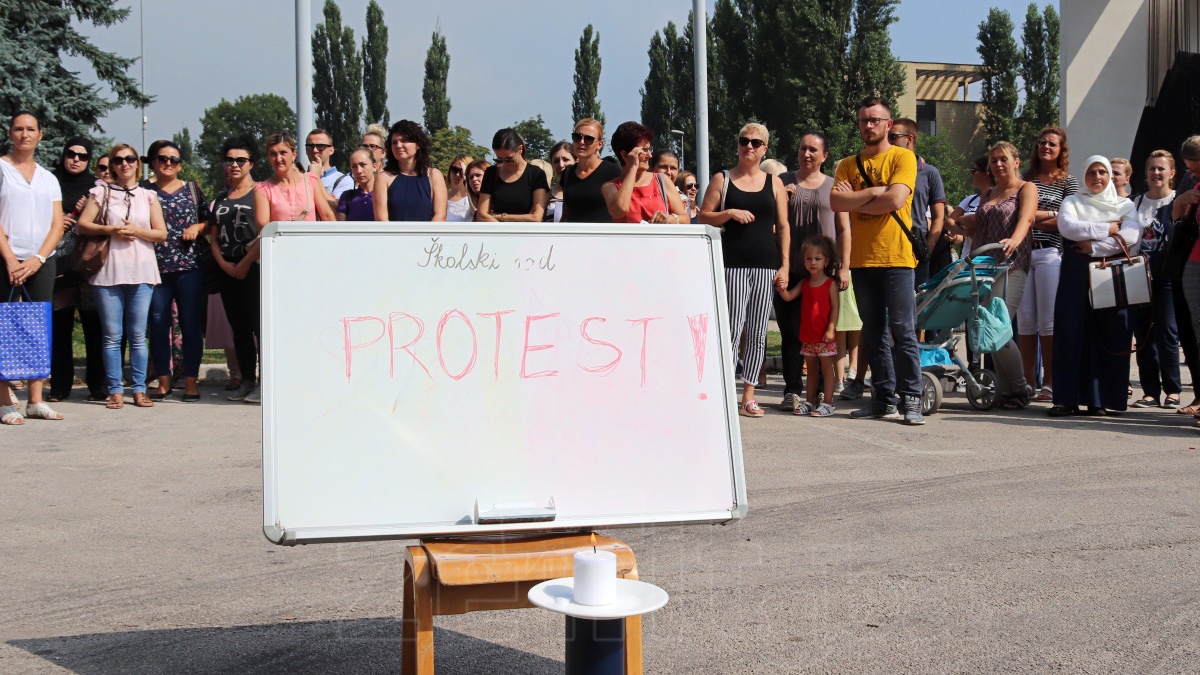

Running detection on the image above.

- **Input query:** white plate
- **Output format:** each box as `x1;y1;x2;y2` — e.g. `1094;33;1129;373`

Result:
527;578;668;620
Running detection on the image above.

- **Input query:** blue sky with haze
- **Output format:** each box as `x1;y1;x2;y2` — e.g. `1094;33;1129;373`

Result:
75;0;1054;155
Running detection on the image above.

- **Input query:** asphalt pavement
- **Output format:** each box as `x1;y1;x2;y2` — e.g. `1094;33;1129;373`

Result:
2;376;1198;674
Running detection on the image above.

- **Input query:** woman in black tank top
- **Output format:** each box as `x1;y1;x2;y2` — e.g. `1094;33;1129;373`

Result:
697;123;791;418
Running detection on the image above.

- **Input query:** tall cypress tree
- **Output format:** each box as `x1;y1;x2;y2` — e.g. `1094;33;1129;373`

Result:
0;0;152;164
977;8;1020;146
710;0;754;170
362;0;389;127
572;24;605;127
640;26;677;150
312;0;363;165
844;0;906;116
422;28;451;134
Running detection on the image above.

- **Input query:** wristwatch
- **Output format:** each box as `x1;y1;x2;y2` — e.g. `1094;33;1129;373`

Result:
33;254;47;264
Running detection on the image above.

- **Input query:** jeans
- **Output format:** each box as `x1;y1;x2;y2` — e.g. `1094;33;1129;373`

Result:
220;265;261;382
1133;280;1182;399
149;269;206;379
94;284;154;395
851;267;922;404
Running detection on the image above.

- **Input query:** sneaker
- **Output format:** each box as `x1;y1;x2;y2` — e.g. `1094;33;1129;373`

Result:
850;400;899;419
244;386;262;405
833;379;845;396
845;368;856;382
228;381;255;402
840;379;864;400
903;397;925;425
777;392;800;411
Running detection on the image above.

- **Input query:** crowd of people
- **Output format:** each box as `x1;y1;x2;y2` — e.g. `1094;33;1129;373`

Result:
1;101;1197;430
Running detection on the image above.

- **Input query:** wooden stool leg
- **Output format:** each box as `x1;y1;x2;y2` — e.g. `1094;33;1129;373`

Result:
623;615;643;675
403;546;435;675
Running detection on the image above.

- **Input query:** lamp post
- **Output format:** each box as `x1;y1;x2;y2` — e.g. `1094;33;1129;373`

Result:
296;0;313;146
670;129;685;171
692;0;710;196
140;0;147;179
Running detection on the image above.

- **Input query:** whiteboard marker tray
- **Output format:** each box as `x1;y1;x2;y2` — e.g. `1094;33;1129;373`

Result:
528;578;668;620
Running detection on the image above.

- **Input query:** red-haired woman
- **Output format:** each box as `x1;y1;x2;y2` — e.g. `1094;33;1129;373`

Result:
601;121;688;224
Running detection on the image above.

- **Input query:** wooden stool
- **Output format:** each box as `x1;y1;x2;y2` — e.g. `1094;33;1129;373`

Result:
402;532;642;674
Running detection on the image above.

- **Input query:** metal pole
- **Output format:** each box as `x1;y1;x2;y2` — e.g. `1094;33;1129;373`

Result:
140;0;147;179
296;0;314;144
692;0;710;197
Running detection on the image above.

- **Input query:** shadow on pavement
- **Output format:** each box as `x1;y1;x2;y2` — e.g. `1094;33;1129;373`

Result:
9;618;561;675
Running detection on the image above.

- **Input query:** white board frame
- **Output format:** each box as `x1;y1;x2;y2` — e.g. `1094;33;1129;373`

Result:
260;222;747;544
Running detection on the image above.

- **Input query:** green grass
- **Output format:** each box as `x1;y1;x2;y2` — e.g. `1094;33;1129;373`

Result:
70;322;227;366
766;331;781;357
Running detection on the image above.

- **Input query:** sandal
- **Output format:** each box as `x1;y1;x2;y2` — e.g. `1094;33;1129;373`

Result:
1;404;25;425
999;393;1029;411
1035;387;1054;402
1131;396;1159;408
106;393;124;409
133;392;154;408
24;402;64;420
1177;401;1200;415
1047;405;1077;417
739;400;764;418
793;401;814;416
810;402;836;417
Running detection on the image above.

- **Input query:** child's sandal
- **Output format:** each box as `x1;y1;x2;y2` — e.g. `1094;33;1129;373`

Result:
810;403;836;417
793;402;814;415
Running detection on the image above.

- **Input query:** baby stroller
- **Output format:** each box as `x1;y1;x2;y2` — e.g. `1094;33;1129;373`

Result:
913;243;1012;414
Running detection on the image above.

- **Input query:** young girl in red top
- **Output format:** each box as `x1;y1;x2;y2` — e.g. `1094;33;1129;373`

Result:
776;235;840;416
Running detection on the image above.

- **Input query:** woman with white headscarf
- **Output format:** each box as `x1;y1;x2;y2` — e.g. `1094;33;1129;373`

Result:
1047;156;1141;416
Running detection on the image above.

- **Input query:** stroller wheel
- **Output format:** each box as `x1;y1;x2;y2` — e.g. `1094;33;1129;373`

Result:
921;372;943;415
967;368;999;410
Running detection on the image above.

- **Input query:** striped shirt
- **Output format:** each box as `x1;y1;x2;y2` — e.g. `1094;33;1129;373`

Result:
1026;174;1079;249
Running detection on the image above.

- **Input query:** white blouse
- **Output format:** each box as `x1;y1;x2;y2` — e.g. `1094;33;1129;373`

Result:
0;159;62;259
1058;199;1141;257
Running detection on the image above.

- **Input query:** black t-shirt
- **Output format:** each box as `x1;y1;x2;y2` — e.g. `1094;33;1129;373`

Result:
481;163;550;216
721;175;780;269
210;190;258;263
560;160;623;223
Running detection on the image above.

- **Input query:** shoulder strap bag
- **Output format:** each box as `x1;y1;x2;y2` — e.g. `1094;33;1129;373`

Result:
69;185;112;277
855;153;927;265
1089;233;1151;310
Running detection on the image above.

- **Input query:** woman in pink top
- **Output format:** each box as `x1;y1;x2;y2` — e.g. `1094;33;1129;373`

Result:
76;144;167;410
601;121;688;224
254;132;336;227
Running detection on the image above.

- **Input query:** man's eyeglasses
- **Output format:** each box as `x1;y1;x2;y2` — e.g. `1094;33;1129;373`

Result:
110;155;139;166
887;133;913;142
305;143;332;152
738;137;765;149
858;117;890;127
155;155;182;166
223;156;252;167
64;149;90;162
571;132;597;145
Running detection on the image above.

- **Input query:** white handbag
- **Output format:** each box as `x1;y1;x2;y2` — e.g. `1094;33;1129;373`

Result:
1088;234;1152;309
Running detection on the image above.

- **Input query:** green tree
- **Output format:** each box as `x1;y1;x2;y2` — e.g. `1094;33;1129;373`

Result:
640;26;677;150
844;0;906;116
1017;3;1060;149
916;132;970;208
362;0;389;127
512;115;554;160
572;24;605;127
429;125;489;176
977;8;1020;146
0;0;152;165
169;126;208;193
172;127;193;163
710;0;753;170
312;0;363;166
195;94;296;191
423;28;451;134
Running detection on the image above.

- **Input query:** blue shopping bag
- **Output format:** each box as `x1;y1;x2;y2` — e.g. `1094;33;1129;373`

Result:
968;296;1013;355
0;286;52;380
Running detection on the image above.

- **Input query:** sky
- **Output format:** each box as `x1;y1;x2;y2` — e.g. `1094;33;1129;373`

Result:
71;0;1056;153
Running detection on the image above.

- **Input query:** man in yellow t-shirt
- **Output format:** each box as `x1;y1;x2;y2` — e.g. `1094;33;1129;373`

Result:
830;97;923;425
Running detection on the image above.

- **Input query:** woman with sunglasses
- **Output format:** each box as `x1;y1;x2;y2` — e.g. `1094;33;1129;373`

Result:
76;144;167;410
676;172;700;223
48;136;105;403
545;142;575;223
698;123;790;418
95;157;113;184
476;128;549;223
336;146;380;222
211;137;263;404
601;121;688;224
560;118;621;223
445;153;475;222
255;132;336;228
373;120;446;222
0;111;67;423
145;139;209;401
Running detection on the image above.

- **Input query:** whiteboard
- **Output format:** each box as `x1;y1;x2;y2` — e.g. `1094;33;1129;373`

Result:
260;222;746;544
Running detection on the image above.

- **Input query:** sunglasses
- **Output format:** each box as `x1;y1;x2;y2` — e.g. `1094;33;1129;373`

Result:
738;137;765;149
684;182;698;190
64;149;90;162
96;163;110;172
571;132;597;145
449;166;464;176
110;155;139;166
223;156;252;167
155;154;182;165
494;155;516;164
887;133;913;142
305;143;332;151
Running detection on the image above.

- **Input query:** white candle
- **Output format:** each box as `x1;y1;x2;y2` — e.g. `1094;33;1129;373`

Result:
573;549;617;605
